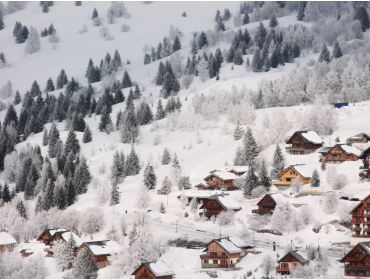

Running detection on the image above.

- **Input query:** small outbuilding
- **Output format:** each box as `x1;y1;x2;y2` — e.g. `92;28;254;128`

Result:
132;260;174;279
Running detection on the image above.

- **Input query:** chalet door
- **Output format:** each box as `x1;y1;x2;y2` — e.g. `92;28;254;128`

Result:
220;260;227;267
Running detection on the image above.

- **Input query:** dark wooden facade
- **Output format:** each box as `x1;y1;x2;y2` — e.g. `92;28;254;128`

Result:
252;194;276;215
319;144;359;163
341;242;370;277
0;243;15;254
285;131;323;155
360;148;370;180
37;229;68;246
132;263;173;279
77;242;112;269
200;198;225;218
351;195;370;238
200;240;242;268
276;251;308;275
204;174;235;190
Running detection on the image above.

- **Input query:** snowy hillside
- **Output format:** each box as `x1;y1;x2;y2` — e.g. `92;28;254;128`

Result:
1;1;370;279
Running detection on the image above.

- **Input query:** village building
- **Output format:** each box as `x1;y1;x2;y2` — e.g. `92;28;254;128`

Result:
199;194;241;218
359;147;370;180
285;130;323;154
200;237;249;268
0;232;17;254
340;242;370;277
53;231;81;246
132;261;175;279
350;194;370;242
19;248;34;257
346;133;370;145
37;228;68;246
181;190;224;206
272;164;311;186
276;250;309;275
77;240;120;268
195;166;248;191
252;194;277;215
318;144;361;163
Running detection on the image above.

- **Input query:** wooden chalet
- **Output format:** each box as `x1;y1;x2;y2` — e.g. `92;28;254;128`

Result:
252;194;277;215
276;250;308;275
198;166;248;191
19;248;34;257
340;242;370;277
346;133;370;145
77;240;120;268
199;194;241;218
285;130;323;154
132;261;174;279
272;164;311;186
53;231;80;245
350;194;370;238
0;232;17;254
37;228;68;245
359;147;370;180
318;144;361;163
200;237;244;268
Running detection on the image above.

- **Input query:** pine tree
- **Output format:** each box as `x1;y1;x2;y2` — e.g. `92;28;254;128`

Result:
112;49;122;71
16;200;27;219
125;145;140;176
269;15;278;28
64;129;80;156
42;128;48;146
56;69;68;89
99;105;113;133
270;144;285;179
197;31;208;49
82;125;92;143
0;10;4;30
144;53;151;65
318;43;331;63
2;184;11;202
73;248;98;279
233;48;244;65
332;41;343;59
136;102;153;125
73;157;91;194
242;13;249;24
355;6;370;32
119;106;139;143
45;77;55;93
252;47;263;72
13;91;21;105
3;104;18;127
111;151;124;186
91;8;98;19
311;169;320;188
48;123;60;158
173;35;181;52
161;148;171;165
30;80;41;97
53;182;67;210
156;99;166;120
25;27;41;54
259;160;271;191
233;121;243;140
143;163;157;190
254;22;267;49
159;176;172;195
110;183;120;206
215;18;225;32
226;46;235;63
243;167;258;197
178;176;191;190
242;127;260;165
297;1;306;21
121;70;133;88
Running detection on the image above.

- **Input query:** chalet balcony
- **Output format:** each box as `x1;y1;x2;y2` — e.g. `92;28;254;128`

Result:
352;226;362;231
285;146;315;155
200;254;228;260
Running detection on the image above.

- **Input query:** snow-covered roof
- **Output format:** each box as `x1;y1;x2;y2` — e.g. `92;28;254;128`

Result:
300;131;323;144
216;238;242;254
60;231;83;246
0;232;17;245
148;260;174;277
49;228;68;237
290;251;308;264
341;144;362;156
216;195;242;211
291;164;312;178
205;171;239;181
318;146;331;153
84;240;121;256
212;166;249;173
19;248;33;253
227;236;250;248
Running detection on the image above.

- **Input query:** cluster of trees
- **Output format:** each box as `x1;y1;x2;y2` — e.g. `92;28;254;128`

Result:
13;21;29;44
40;23;55;37
214;8;232;32
144;34;182;65
85;50;123;83
318;41;343;63
0;183;14;204
40;1;53;13
155;61;180;98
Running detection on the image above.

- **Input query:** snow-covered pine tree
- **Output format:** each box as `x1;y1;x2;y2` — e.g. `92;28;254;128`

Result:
112;49;122;71
144;53;151;65
155;99;166;120
270;144;285;179
297;1;306;21
197;57;209;82
25;27;40;54
161;148;171;165
259;160;271;191
234;146;244;166
98;105;113;133
82;125;92;143
355;6;370;32
56;69;68;89
159;176;172;195
124;145;140;176
53;177;67;210
111;151;124;186
332;41;342;59
311;169;320;188
243;13;249;24
178;176;191;190
44;78;55;93
64;129;80;156
121;70;133;88
318;43;331;63
16;199;27;219
233;48;244;65
242;127;260;165
13;91;21;105
73;247;98;279
143;163;157;190
233;121;243;140
30;80;41;97
136;102;153;125
269;15;278;28
243;167;258;197
110;183;120;206
0;10;4;30
119;105;139;143
173;35;181;52
73;157;91;194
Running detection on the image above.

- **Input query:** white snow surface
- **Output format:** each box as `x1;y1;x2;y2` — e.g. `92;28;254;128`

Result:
216;238;242;254
301;131;323;144
85;240;121;256
148;260;175;277
0;232;17;245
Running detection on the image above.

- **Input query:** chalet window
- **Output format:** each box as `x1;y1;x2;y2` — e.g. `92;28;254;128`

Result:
222;252;226;256
286;178;291;182
213;260;218;264
281;263;288;268
204;260;209;264
210;252;217;257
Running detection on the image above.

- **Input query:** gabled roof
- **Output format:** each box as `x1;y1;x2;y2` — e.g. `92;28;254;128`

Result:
82;240;120;256
350;194;370;214
200;194;242;211
37;228;68;240
319;144;361;156
286;130;323;145
0;232;17;245
204;171;239;181
278;164;311;179
257;194;277;206
227;236;251;249
341;242;370;262
347;133;370;140
278;250;308;264
132;261;174;277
